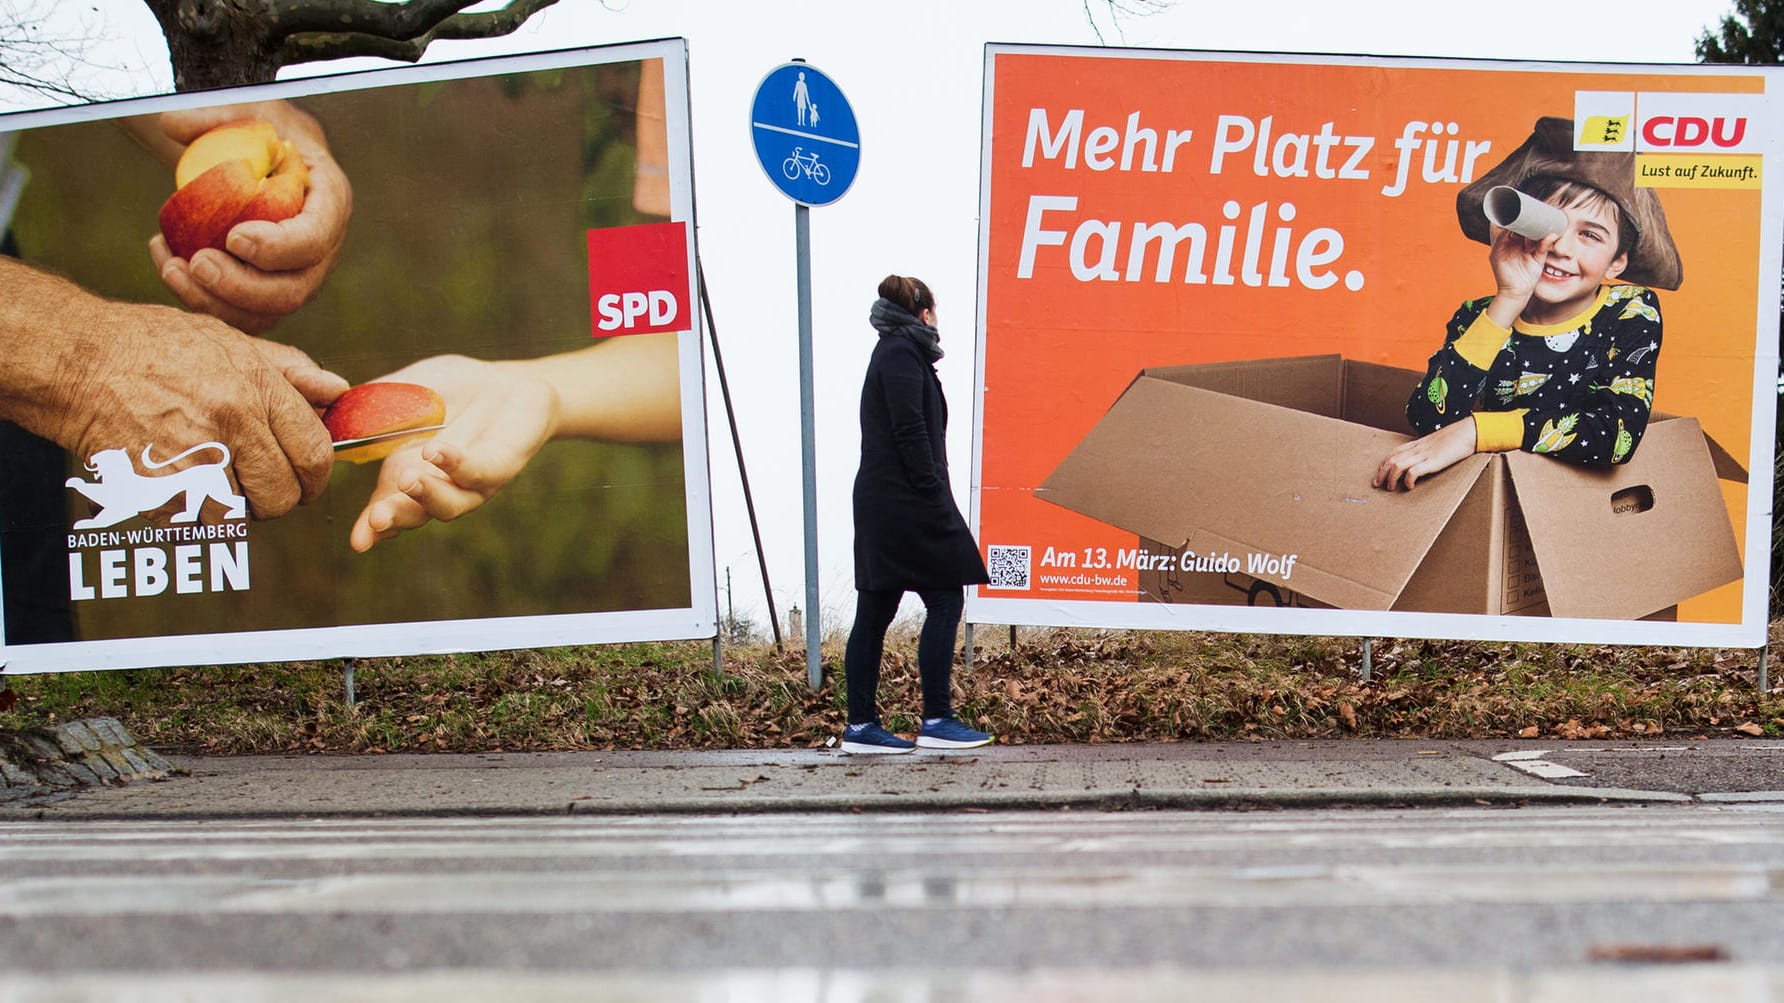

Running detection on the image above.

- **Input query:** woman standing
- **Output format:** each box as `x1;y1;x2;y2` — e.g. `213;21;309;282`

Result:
840;275;993;755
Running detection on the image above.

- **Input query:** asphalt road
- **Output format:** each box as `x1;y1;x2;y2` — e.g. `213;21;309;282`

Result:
3;805;1783;1001
6;739;1784;1001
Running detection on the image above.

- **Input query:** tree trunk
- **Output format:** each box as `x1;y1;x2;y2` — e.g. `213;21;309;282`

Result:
142;0;284;92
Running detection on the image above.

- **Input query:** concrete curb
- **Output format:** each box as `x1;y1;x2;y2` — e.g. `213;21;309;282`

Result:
5;740;1765;820
10;783;1693;821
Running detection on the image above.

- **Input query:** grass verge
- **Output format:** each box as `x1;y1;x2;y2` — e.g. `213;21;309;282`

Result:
2;626;1781;754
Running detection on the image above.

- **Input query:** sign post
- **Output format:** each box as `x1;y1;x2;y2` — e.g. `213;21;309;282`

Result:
750;61;860;689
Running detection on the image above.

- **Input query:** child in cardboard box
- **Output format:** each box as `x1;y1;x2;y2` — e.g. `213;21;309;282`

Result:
1373;116;1683;492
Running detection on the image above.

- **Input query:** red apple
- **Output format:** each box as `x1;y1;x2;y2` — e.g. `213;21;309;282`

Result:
324;382;447;464
157;119;310;260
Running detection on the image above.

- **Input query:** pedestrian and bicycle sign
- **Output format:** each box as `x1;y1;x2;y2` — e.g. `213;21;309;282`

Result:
749;62;859;206
748;60;862;689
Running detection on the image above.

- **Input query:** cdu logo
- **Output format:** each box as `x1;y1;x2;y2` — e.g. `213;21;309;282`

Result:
1633;91;1765;154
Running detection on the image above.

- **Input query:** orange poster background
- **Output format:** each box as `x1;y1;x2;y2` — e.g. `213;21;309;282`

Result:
977;52;1769;623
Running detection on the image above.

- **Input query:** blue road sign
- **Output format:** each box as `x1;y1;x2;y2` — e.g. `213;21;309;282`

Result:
750;63;860;207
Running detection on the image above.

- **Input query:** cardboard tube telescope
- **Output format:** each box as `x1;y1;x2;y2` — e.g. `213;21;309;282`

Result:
1482;185;1567;240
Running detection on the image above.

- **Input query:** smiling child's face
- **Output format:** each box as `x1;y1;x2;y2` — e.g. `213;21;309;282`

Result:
1523;193;1629;323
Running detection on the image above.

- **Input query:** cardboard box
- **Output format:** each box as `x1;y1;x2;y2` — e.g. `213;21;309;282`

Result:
1040;355;1745;619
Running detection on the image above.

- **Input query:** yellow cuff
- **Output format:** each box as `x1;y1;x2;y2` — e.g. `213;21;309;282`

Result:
1451;313;1511;370
1473;410;1527;452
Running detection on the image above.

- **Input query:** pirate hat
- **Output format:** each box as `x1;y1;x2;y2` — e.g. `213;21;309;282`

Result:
1455;116;1682;290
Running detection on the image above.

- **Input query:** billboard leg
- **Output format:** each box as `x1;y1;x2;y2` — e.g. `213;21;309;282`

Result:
1759;646;1769;693
698;257;782;650
795;204;822;691
963;622;974;665
1359;640;1373;683
343;658;356;709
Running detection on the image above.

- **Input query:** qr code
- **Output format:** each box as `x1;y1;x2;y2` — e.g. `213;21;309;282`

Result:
986;544;1031;590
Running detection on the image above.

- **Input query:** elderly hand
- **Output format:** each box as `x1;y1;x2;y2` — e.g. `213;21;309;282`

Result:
143;101;352;333
49;301;342;519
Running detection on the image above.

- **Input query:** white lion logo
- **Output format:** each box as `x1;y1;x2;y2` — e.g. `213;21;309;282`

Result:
65;442;246;530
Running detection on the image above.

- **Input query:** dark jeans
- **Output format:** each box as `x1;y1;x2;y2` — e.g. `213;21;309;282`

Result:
844;586;964;725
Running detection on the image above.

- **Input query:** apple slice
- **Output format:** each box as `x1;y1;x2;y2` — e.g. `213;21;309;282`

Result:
324;382;447;464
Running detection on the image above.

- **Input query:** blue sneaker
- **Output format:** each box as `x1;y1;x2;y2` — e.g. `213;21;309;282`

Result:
917;717;994;750
841;721;916;755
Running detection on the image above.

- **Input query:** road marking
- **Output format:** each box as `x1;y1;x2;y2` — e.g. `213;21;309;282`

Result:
1492;750;1587;779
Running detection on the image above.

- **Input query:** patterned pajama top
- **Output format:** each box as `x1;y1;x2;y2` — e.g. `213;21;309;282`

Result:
1404;284;1662;466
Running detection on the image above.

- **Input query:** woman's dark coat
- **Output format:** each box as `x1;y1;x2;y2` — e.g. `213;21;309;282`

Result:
852;302;990;592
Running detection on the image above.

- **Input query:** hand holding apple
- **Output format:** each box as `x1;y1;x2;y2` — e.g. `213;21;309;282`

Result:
139;102;353;333
159;119;310;261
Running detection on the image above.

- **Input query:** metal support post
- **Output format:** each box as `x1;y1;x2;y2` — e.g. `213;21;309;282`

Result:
1359;639;1373;683
795;203;822;690
698;258;782;648
343;658;356;709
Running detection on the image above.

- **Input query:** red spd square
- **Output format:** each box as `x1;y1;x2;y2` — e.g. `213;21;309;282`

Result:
586;221;693;338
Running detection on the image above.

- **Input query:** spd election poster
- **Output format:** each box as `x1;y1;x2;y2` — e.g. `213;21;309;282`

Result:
0;40;716;673
969;45;1782;647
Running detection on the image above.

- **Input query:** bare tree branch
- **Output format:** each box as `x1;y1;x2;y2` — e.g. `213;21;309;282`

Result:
0;64;92;103
265;0;482;39
279;31;428;65
276;0;561;70
428;0;562;41
1081;0;1174;46
0;0;128;106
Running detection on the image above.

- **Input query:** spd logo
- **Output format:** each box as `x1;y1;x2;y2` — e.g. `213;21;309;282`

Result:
586;221;694;338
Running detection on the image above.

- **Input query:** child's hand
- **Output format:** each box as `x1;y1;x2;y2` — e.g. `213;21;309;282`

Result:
1373;418;1477;491
347;355;559;552
1485;229;1557;324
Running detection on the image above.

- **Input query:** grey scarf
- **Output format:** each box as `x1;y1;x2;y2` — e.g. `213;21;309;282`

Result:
868;298;943;362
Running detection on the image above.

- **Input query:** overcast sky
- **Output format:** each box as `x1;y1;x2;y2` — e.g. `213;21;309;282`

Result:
0;0;1747;634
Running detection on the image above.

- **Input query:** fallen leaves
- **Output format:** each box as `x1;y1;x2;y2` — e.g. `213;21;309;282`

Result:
3;628;1779;754
1553;720;1614;740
